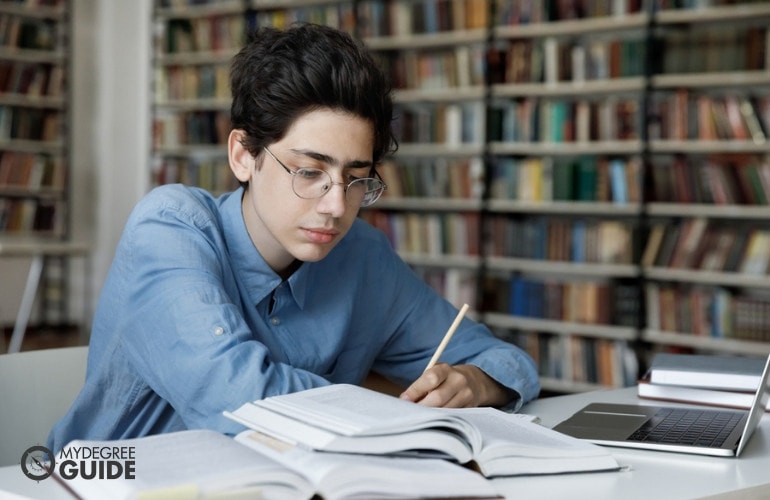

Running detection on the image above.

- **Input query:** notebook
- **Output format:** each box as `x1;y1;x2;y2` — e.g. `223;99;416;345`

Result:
552;353;770;457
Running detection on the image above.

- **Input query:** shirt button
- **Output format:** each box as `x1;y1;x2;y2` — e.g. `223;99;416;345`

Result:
271;317;280;326
213;326;225;336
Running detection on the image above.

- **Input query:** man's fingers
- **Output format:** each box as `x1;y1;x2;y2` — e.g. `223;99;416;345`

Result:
399;364;448;403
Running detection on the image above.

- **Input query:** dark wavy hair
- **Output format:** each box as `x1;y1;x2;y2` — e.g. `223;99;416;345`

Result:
230;23;396;182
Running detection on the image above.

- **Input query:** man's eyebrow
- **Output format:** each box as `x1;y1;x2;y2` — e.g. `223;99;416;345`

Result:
290;148;373;169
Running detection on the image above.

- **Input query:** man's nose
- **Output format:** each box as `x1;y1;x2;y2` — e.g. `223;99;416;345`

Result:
317;182;348;217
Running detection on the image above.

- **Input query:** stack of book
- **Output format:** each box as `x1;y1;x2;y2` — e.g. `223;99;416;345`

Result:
638;353;770;412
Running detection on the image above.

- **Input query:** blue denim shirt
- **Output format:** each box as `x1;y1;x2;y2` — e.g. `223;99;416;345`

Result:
48;185;540;453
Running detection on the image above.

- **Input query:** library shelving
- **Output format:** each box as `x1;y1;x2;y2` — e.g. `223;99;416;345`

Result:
357;0;490;309
0;0;69;238
640;2;770;362
152;0;244;194
481;0;649;392
361;0;770;392
0;0;80;329
148;0;770;393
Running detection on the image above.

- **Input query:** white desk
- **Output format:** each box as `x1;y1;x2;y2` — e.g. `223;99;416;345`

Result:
0;239;88;353
496;387;770;500
0;387;767;499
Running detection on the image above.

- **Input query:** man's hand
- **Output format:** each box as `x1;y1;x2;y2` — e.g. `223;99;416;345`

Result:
399;363;515;408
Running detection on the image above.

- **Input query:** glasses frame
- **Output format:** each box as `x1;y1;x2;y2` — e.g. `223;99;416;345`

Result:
262;146;386;208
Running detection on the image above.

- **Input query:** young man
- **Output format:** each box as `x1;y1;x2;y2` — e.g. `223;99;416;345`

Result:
48;24;539;453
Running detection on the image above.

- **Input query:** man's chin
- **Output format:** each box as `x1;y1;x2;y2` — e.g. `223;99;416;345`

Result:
292;244;336;263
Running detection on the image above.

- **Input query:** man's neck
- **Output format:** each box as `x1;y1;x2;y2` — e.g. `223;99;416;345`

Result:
277;259;302;280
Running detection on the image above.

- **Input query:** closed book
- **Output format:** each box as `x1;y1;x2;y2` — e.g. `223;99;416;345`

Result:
609;159;628;204
638;376;770;413
649;353;767;392
552;161;575;201
739;96;767;144
641;224;666;268
575;157;598;201
669;217;708;269
739;230;770;275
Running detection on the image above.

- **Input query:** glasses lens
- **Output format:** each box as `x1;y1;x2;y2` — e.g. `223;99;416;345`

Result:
345;178;368;205
292;168;331;199
356;179;386;208
291;167;386;207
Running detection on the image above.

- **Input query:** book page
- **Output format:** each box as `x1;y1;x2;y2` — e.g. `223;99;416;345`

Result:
226;402;474;462
257;384;477;438
444;407;614;458
235;430;499;500
55;429;312;500
440;408;620;477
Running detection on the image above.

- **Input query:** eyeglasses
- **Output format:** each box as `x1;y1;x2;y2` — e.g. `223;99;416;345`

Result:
263;147;387;208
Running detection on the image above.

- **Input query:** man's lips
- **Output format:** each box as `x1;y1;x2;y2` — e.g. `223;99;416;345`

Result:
302;227;339;244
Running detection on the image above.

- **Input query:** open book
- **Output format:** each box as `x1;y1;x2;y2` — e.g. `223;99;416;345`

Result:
55;429;499;500
224;384;621;478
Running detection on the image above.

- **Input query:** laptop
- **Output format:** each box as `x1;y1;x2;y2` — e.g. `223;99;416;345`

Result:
552;353;770;457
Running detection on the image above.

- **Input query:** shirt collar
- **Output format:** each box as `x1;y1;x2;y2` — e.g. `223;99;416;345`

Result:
220;188;309;309
286;260;310;309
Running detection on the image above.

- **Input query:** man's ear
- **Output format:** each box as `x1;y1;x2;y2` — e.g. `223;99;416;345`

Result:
228;129;253;183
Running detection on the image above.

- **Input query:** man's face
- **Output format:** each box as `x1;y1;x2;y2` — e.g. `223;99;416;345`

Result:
234;108;376;275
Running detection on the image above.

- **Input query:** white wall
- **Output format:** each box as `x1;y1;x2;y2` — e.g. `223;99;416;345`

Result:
0;259;32;324
69;0;153;330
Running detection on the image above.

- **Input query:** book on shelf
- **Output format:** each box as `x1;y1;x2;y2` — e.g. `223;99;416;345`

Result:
668;217;708;269
509;277;616;326
56;428;499;500
645;220;770;274
647;283;770;341
414;267;478;309
739;229;770;275
739;96;767;144
701;227;738;271
224;383;622;478
722;227;751;273
648;155;770;206
486;216;634;264
648;353;768;392
653;91;770;142
642;224;665;268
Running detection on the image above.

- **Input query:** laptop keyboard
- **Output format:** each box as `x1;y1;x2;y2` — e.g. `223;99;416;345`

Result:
627;408;744;447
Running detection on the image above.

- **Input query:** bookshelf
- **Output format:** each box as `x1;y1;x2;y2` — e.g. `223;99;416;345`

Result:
361;0;770;393
640;2;770;362
148;0;770;393
0;0;79;329
0;0;69;238
152;0;243;194
357;0;490;309
481;1;648;393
